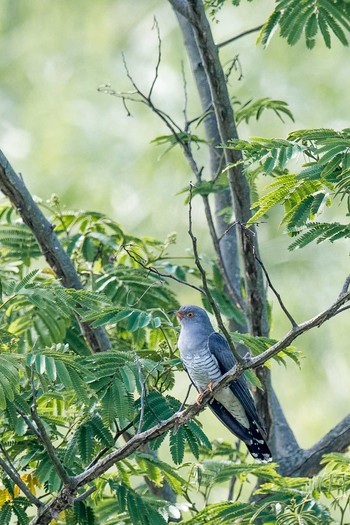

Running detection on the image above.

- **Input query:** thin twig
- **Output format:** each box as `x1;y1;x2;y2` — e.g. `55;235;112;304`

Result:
217;24;264;48
238;223;297;328
134;349;146;434
0;448;43;507
15;406;41;439
123;244;205;295
75;485;97;503
101;47;245;314
255;251;297;327
181;60;191;135
179;383;193;411
30;367;71;485
224;55;243;82
188;183;243;363
227;474;236;501
86;421;135;470
149;17;162;99
334;305;350;316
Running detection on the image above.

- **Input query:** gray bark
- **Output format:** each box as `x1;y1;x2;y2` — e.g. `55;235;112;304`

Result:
0;151;111;353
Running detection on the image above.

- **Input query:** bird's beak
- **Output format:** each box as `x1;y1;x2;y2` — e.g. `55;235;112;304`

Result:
167;309;184;319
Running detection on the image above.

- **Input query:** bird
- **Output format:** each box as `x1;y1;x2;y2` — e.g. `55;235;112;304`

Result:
173;304;272;462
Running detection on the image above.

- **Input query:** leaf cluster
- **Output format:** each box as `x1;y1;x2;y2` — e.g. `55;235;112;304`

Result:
258;0;350;48
228;128;350;249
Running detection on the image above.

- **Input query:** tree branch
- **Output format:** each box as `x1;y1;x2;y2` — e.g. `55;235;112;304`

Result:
188;183;242;362
102;29;246;317
0;150;111;353
217;25;264;48
0;447;43;508
29;278;350;522
180;0;268;337
286;413;350;477
122;244;205;295
30;367;71;486
174;8;247;331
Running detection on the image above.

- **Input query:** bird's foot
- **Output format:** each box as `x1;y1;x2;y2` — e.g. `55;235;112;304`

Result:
208;381;215;392
196;389;205;405
196;383;216;404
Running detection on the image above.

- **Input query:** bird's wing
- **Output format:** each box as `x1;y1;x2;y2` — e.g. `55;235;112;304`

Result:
208;332;265;432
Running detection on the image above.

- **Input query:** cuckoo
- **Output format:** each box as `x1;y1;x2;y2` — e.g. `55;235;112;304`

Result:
173;304;272;462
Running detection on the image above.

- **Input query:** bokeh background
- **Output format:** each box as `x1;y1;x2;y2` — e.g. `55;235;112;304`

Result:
1;0;349;455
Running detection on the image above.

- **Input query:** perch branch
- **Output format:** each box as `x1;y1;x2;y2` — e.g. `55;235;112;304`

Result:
29;280;350;522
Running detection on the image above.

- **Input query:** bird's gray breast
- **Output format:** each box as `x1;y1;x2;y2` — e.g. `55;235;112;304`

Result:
180;343;222;390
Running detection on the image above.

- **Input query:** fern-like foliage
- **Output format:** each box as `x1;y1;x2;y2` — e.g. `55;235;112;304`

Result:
231;332;302;367
258;0;350;48
228;128;350;248
0;189;348;525
0;223;41;265
234;97;294;125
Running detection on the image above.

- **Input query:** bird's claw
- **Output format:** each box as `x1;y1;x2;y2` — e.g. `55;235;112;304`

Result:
196;390;205;405
196;382;215;404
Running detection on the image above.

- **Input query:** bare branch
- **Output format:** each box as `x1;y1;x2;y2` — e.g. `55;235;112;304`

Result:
86;421;135;470
102;34;246;317
30;368;71;485
180;383;193;411
74;485;97;503
283;413;350;477
122;244;205;294
149;17;162;99
188;183;243;363
15;406;41;440
0;151;111;353
217;25;264;48
0;446;43;507
238;223;297;328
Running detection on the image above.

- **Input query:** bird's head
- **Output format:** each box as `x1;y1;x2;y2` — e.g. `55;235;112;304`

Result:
172;305;212;330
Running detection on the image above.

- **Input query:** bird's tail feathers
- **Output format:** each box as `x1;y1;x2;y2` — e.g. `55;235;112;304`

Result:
245;421;272;463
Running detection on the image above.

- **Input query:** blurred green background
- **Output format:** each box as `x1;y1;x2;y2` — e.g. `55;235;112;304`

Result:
1;1;349;452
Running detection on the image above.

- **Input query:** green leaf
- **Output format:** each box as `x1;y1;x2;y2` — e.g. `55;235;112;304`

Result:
257;9;281;47
0;502;12;525
78;422;94;463
90;414;114;447
170;426;185;464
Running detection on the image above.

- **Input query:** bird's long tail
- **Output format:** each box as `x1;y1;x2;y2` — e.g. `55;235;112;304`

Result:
245;421;272;463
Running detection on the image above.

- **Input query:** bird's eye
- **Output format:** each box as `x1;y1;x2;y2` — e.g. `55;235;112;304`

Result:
187;312;194;318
